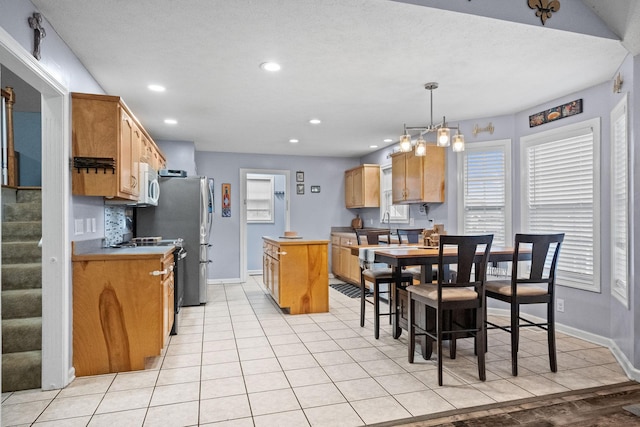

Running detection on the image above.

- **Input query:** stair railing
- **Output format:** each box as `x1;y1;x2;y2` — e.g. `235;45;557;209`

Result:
1;86;17;186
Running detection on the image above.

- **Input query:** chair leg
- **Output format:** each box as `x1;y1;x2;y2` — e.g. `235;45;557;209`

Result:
437;308;444;386
373;281;380;339
476;307;486;381
408;295;415;363
548;300;557;372
360;277;366;328
511;302;519;376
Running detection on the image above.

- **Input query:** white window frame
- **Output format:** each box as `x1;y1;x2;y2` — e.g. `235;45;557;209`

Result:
380;164;409;224
246;174;275;223
520;118;601;292
610;95;629;308
457;139;512;247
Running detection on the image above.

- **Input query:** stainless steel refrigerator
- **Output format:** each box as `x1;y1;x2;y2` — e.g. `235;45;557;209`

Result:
136;176;214;306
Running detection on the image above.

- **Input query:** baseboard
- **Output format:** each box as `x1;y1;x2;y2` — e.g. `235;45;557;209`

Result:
488;308;640;381
207;278;243;285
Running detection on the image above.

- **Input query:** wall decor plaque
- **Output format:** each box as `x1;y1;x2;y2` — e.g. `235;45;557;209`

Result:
529;99;582;128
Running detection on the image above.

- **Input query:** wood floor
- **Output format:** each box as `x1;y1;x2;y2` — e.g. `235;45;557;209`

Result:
376;381;640;426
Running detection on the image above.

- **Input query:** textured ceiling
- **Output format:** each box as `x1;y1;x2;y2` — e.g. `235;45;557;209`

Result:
26;0;631;158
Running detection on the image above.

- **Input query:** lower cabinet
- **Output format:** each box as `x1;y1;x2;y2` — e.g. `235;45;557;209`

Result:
263;237;329;314
72;251;174;376
331;232;360;285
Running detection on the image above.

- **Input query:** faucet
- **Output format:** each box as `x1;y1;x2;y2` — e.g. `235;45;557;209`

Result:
382;211;390;231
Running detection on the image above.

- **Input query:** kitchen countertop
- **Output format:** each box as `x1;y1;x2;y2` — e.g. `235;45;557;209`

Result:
72;239;175;261
263;236;329;245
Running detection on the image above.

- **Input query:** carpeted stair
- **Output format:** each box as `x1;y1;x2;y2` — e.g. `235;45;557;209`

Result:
1;187;42;392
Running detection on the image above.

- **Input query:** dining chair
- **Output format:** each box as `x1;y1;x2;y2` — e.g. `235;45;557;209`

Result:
397;228;426;282
485;233;564;376
407;234;493;386
356;229;413;339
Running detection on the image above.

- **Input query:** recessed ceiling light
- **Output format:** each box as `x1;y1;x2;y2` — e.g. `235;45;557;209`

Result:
370;145;379;149
164;118;178;125
309;119;321;125
260;62;281;72
383;139;393;143
148;84;166;92
289;139;299;143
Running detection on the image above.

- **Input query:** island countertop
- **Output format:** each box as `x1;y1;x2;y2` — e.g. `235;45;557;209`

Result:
262;236;329;245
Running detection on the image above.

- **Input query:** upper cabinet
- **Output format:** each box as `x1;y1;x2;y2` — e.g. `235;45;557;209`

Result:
391;146;445;204
345;164;380;208
71;92;165;200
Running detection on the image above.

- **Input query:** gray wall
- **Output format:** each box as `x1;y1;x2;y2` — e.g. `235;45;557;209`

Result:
195;151;358;281
14;111;41;186
156;139;198;176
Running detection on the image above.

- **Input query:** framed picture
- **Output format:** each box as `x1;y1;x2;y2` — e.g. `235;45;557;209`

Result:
296;183;305;195
222;183;231;217
311;185;320;193
296;171;304;182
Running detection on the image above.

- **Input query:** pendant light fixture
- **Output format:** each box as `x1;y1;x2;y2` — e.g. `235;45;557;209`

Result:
400;82;464;155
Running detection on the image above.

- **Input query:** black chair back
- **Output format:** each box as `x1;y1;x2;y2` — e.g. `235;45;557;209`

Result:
397;229;422;244
438;234;493;291
355;229;390;245
512;233;564;293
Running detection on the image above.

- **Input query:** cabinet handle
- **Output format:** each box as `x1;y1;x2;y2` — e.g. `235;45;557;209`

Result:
277;251;287;255
150;265;174;276
131;175;138;188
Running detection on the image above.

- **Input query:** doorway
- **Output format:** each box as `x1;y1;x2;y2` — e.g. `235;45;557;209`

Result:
239;169;290;282
1;29;70;390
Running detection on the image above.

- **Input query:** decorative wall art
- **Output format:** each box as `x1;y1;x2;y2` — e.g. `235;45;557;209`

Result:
296;184;305;195
529;99;582;128
311;185;321;193
222;183;231;217
528;0;560;25
296;171;304;182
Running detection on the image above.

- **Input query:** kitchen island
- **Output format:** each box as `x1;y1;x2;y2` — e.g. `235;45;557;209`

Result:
262;236;329;314
71;241;175;376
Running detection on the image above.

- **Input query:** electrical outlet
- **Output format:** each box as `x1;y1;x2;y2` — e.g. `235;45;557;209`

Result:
86;218;91;232
370;218;373;225
409;218;415;226
91;218;97;232
74;219;84;235
557;298;565;312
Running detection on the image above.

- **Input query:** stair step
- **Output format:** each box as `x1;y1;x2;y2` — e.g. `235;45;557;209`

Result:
2;289;42;319
1;263;42;291
3;203;42;222
2;317;42;353
2;351;41;392
2;221;42;242
1;241;41;264
16;189;42;204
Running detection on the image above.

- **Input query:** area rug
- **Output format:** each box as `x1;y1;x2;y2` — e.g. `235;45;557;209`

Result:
330;282;367;298
372;381;640;427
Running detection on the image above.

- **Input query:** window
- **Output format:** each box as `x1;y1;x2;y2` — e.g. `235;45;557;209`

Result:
610;95;629;307
457;139;512;247
380;165;408;223
520;118;600;292
246;174;274;223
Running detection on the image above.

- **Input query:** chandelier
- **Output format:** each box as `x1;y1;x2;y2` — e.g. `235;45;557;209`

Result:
399;82;465;155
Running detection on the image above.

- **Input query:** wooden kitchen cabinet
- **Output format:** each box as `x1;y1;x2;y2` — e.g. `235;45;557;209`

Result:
263;237;329;314
72;248;174;376
331;232;361;285
345;164;380;208
391;146;445;204
71;92;165;199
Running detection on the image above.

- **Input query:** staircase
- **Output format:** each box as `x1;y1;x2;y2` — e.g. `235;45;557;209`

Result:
1;187;42;392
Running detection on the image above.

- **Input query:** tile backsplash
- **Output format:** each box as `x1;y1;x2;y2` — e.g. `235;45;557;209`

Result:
104;206;134;246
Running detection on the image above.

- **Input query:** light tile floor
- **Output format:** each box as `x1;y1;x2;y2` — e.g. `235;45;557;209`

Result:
2;277;630;426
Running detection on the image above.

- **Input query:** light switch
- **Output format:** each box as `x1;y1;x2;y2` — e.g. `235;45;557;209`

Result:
86;218;91;232
91;218;97;232
74;219;84;235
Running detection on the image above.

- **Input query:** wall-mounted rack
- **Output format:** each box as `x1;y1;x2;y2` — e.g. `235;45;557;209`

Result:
73;157;116;174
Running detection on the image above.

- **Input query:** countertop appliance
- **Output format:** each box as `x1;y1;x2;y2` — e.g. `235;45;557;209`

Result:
136;176;214;306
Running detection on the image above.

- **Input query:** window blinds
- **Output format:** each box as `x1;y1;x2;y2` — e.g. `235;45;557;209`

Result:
463;148;507;246
611;97;628;306
525;129;594;289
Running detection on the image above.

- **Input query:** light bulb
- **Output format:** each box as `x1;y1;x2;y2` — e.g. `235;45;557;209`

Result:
452;133;465;152
399;134;412;152
437;127;450;147
415;137;427;156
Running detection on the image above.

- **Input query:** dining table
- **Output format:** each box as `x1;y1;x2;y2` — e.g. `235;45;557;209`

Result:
351;244;518;340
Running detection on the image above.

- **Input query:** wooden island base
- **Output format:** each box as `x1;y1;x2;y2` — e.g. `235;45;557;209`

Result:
262;237;329;314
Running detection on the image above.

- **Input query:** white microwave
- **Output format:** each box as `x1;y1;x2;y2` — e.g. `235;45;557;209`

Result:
138;163;160;206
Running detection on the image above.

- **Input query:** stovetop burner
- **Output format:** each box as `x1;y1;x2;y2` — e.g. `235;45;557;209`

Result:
111;237;184;248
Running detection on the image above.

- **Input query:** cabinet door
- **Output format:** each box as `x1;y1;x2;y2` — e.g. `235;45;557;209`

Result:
351;167;364;207
331;236;341;277
391;153;407;204
422;145;445;202
345;170;354;207
272;255;280;303
403;150;424;202
119;110;135;195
